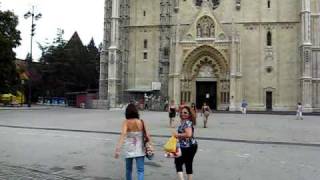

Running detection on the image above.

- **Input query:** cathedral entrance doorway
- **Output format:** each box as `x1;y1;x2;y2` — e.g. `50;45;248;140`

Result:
180;45;229;110
196;81;217;110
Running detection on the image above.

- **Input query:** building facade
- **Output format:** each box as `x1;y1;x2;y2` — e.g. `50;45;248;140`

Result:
99;0;320;112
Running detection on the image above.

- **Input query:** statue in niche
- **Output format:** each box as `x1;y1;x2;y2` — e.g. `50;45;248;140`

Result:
203;23;209;37
197;16;215;38
207;23;211;37
197;24;202;37
210;24;215;37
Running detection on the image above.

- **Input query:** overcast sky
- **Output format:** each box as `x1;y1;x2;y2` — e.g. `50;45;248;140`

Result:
0;0;104;60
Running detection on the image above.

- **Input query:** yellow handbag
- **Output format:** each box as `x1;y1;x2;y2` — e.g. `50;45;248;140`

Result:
164;136;177;153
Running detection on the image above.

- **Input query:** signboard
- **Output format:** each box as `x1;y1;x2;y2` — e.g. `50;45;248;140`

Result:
151;82;161;90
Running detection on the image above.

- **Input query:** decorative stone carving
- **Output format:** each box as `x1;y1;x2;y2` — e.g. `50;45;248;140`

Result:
245;24;258;31
211;0;220;9
198;65;215;77
218;33;226;40
265;47;273;61
185;34;193;41
196;16;215;38
304;49;311;63
195;0;203;6
192;57;220;78
281;24;294;29
263;25;276;30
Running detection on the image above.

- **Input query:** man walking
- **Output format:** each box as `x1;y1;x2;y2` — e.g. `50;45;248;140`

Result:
241;99;248;114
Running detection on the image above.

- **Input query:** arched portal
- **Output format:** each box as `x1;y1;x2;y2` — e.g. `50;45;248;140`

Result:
181;45;229;110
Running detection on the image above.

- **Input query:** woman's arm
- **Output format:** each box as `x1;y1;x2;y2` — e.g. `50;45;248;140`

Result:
114;120;127;158
143;120;152;143
174;127;192;138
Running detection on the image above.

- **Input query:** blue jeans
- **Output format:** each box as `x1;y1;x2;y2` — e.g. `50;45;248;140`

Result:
125;156;144;180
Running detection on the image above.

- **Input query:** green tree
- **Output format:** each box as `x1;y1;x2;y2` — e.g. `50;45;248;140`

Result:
37;29;68;97
38;31;100;97
86;38;100;89
0;10;21;94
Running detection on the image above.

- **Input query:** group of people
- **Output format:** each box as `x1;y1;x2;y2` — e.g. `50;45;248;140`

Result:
115;102;199;180
114;99;305;180
168;100;212;129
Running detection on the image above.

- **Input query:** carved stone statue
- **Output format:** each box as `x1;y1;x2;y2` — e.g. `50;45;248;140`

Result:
210;24;215;37
197;24;202;37
203;23;208;37
197;16;215;38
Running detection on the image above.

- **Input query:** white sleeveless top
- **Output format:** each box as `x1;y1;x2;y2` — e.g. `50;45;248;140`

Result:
124;131;145;158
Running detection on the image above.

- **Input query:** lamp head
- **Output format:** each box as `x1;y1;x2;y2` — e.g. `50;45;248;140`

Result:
35;13;42;20
24;11;31;19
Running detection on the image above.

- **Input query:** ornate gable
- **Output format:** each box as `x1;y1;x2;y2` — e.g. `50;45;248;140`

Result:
181;1;227;42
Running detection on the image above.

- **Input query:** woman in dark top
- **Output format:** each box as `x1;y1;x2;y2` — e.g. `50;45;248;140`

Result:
168;100;177;128
173;106;197;180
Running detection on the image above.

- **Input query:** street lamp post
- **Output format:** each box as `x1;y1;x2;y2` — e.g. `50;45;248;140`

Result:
24;6;41;107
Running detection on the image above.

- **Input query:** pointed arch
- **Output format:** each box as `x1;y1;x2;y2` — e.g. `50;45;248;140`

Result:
182;45;228;80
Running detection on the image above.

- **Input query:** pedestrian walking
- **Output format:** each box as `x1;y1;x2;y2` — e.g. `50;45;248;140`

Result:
296;102;303;120
241;99;248;114
201;102;211;128
114;103;152;180
191;103;197;124
164;98;169;111
169;100;177;128
144;93;150;110
173;106;198;180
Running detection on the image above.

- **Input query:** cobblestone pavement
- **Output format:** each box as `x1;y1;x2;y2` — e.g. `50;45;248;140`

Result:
0;126;319;180
0;162;72;180
0;161;120;180
0;107;320;179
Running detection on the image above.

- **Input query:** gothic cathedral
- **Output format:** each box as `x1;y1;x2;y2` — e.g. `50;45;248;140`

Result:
98;0;320;112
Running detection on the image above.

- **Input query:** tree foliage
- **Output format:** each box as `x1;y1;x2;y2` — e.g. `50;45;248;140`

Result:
0;10;21;94
37;30;100;97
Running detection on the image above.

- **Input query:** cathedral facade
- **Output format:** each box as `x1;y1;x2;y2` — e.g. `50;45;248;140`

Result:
98;0;320;112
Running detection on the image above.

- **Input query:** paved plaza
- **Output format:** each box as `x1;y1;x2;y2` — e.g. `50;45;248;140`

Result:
0;107;319;179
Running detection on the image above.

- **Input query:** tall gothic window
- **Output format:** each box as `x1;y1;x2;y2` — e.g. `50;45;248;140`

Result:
267;31;272;46
144;52;148;60
144;39;148;49
267;0;271;8
196;16;215;38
